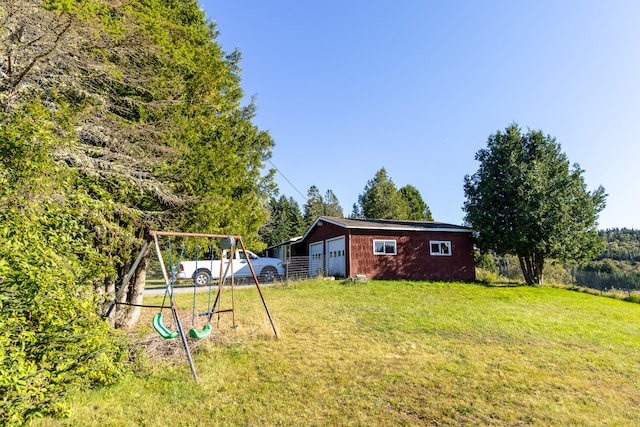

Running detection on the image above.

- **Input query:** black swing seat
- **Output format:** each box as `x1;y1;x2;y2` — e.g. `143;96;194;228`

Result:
152;313;179;339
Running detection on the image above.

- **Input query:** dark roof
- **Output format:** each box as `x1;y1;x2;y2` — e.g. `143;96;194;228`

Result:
318;217;472;231
266;236;303;250
296;216;471;242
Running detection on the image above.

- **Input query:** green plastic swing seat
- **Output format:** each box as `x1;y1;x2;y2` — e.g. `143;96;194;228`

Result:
152;313;179;339
189;323;212;339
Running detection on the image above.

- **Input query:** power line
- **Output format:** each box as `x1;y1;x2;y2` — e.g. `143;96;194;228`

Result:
267;159;308;202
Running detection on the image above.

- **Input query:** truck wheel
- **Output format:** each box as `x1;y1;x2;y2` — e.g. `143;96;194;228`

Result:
194;269;211;287
259;266;278;283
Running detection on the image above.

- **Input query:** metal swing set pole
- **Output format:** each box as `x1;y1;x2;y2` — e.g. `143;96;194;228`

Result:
208;247;235;328
237;238;280;339
152;233;199;382
118;230;279;382
104;240;150;319
149;230;279;339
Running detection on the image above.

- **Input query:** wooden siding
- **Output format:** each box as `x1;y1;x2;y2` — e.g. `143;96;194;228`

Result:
293;221;346;257
295;220;475;281
348;229;475;281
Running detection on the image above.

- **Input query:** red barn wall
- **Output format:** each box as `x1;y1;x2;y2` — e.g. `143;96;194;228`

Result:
348;229;475;281
295;222;346;256
299;222;475;282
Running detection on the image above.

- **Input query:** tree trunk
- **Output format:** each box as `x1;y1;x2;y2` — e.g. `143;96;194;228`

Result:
518;253;544;286
112;260;131;327
534;253;544;285
113;244;151;329
103;277;116;325
119;253;149;328
93;280;103;296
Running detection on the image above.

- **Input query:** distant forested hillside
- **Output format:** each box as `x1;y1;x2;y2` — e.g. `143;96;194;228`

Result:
573;229;640;292
484;229;640;292
596;228;640;261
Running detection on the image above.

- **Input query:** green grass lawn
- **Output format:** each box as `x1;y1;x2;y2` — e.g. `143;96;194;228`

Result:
31;280;640;426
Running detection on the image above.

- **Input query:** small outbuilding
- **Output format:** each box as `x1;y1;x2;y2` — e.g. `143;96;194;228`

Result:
268;216;475;282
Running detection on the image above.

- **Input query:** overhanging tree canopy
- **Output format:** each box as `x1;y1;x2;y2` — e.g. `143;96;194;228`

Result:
1;0;276;327
463;124;606;285
1;0;276;421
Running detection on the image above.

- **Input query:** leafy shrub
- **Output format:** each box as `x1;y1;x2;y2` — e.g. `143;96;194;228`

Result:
624;293;640;304
474;251;497;272
0;207;128;426
475;268;500;284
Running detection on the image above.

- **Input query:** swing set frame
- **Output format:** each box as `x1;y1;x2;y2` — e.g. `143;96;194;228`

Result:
105;230;279;382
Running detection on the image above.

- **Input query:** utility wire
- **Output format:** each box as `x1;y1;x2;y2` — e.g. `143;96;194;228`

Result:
267;159;308;202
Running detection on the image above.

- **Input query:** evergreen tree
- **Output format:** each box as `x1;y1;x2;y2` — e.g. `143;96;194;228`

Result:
303;185;325;227
260;195;304;247
357;168;410;219
1;0;276;327
323;189;344;218
0;1;276;420
399;184;433;221
463;124;606;285
302;186;344;227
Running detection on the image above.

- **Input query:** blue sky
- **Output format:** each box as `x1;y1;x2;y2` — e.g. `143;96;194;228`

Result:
200;1;640;229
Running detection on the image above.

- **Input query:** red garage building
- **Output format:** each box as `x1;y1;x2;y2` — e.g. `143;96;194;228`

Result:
270;217;475;282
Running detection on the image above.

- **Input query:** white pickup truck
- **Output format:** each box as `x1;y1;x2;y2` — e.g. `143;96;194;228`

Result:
176;250;284;286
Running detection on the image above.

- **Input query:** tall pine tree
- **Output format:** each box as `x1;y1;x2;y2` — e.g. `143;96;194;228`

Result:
260;195;305;247
323;189;344;218
399;184;433;221
357;168;410;220
303;185;325;227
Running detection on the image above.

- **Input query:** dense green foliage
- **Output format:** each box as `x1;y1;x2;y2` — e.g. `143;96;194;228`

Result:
0;101;127;424
0;206;128;426
398;184;433;221
1;0;275;423
260;186;344;247
355;167;433;220
577;229;640;291
597;228;640;261
0;80;127;424
464;124;606;285
259;195;306;247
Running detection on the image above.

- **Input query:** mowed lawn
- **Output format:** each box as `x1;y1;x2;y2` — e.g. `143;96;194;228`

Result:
32;280;640;426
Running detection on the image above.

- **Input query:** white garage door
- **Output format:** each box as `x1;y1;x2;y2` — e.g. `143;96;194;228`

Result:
309;241;324;277
326;236;346;277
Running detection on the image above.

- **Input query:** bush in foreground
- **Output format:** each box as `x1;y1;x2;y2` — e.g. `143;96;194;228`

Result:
0;208;129;426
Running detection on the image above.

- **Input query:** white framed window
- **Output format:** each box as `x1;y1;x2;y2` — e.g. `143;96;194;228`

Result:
373;239;397;255
430;241;451;256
